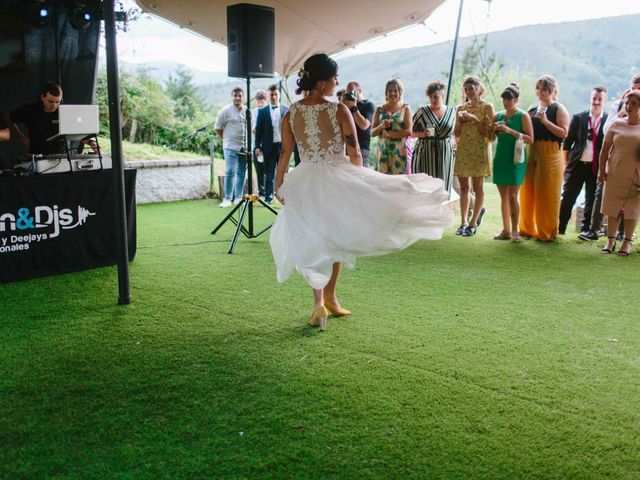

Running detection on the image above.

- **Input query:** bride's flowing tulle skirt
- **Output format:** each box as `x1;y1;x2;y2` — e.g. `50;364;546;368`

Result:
270;156;453;289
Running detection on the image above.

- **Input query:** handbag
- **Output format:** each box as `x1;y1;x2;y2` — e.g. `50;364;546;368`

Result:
513;133;525;164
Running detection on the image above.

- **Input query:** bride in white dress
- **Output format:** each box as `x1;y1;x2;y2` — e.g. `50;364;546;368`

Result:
271;54;452;331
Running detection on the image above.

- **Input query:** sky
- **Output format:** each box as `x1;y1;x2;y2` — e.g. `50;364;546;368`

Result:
113;0;640;72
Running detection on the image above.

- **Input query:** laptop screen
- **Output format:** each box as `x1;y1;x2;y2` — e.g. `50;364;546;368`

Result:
47;105;99;142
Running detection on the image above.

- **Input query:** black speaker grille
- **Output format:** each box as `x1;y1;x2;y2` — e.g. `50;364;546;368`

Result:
227;3;275;78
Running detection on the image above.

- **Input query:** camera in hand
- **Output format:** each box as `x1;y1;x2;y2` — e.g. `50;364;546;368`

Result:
344;91;357;102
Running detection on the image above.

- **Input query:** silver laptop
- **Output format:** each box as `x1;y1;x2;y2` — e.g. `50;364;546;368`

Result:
47;104;99;142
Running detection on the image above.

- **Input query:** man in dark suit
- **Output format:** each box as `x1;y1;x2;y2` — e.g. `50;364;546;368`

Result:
251;89;268;198
255;84;288;204
559;86;608;239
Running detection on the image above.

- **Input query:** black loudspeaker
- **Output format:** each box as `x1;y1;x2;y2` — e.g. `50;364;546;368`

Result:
227;3;275;78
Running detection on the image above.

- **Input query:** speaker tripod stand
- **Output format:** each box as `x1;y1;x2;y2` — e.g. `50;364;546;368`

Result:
211;76;278;254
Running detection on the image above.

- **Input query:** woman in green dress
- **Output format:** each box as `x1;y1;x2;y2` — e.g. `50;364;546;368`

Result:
492;84;534;243
372;79;412;174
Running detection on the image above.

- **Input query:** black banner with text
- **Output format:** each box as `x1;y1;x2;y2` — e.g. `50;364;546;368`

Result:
0;170;136;283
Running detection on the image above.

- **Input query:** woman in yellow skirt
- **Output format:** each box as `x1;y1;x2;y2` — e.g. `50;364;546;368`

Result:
454;76;495;236
519;75;570;241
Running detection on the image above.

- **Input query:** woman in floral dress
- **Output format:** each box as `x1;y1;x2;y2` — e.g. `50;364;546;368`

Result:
372;79;412;174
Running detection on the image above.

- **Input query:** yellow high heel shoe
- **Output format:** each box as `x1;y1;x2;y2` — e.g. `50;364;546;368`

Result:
309;306;328;331
324;299;351;317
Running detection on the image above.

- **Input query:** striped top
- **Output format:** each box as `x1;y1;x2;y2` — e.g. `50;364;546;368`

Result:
411;105;456;191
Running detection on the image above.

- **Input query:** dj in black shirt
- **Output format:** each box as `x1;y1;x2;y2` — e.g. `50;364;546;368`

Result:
3;81;65;155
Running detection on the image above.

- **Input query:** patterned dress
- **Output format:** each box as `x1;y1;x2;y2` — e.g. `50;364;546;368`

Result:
375;105;408;175
454;101;493;177
412;105;456;191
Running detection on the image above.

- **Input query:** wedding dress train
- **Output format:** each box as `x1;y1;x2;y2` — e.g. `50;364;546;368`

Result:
270;102;452;289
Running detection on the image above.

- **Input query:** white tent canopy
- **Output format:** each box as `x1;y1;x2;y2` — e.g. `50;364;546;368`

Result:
134;0;446;76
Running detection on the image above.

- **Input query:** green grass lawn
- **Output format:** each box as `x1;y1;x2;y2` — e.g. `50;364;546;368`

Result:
1;188;639;479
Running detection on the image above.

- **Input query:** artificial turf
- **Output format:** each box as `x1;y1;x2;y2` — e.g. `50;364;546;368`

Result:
1;190;639;479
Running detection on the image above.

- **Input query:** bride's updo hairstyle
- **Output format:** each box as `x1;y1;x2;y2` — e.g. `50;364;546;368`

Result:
296;53;338;95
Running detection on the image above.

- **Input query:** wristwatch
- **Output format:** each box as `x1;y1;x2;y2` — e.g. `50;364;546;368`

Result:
349;106;358;113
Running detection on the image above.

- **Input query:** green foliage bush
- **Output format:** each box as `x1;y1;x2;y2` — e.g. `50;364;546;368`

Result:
444;36;536;111
95;67;222;157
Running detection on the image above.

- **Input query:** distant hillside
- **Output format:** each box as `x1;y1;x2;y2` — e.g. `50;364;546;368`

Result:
118;61;228;86
333;13;639;113
133;14;640;115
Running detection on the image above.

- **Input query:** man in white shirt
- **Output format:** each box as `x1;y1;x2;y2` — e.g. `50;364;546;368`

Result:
215;87;247;207
255;84;288;204
559;86;608;239
603;73;640;133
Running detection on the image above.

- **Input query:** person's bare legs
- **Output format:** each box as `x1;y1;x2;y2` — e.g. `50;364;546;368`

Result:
312;288;324;309
496;185;510;235
508;186;521;237
458;176;471;226
619;218;639;255
468;176;485;227
454;176;475;222
322;262;343;308
603;215;620;252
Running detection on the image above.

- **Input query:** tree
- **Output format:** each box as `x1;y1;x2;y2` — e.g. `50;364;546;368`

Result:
166;66;202;121
95;66;220;156
444;36;506;107
133;72;176;143
444;36;539;113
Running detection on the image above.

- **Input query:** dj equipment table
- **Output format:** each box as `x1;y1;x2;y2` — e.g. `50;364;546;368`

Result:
0;169;137;283
13;152;111;175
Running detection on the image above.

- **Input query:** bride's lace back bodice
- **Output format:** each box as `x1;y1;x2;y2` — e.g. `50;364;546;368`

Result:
289;102;345;163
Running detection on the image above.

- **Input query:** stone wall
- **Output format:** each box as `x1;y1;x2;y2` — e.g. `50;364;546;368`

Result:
126;159;212;204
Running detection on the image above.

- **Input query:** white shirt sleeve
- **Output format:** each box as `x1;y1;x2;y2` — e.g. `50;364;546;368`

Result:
215;107;227;130
603;100;620;134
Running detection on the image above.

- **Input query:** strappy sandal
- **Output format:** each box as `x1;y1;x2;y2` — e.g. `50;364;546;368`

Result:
455;224;468;235
617;238;633;257
493;230;510;240
601;236;617;254
463;225;477;237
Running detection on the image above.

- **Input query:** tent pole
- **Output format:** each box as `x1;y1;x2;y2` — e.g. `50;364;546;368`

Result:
53;1;61;85
446;0;464;105
103;0;131;305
